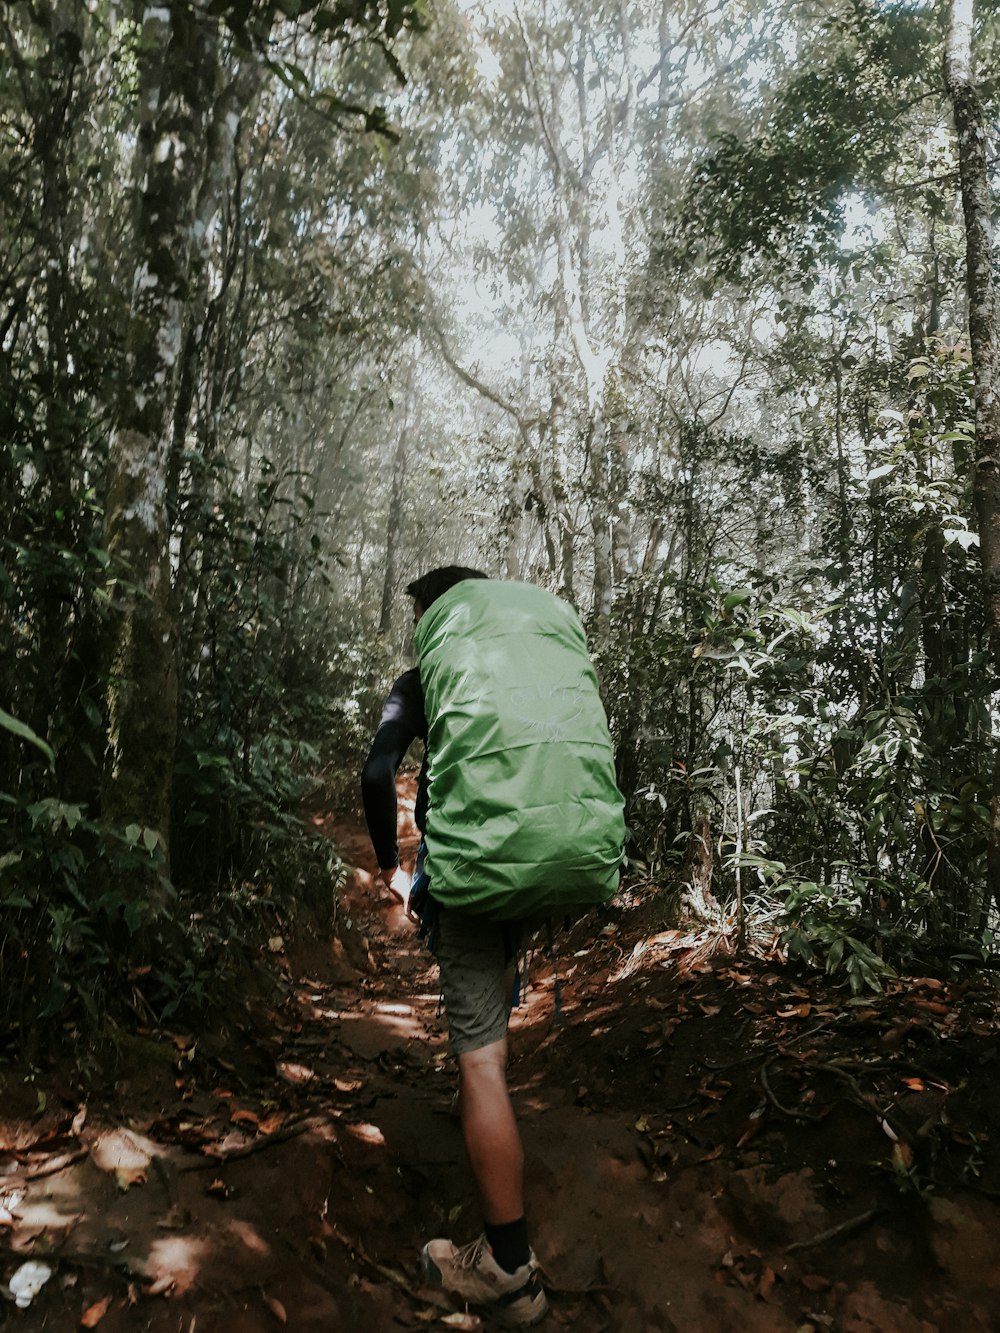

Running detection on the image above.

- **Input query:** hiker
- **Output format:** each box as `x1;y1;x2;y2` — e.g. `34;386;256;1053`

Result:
361;566;625;1327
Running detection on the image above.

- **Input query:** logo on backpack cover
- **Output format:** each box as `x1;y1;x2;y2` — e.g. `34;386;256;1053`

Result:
506;683;584;743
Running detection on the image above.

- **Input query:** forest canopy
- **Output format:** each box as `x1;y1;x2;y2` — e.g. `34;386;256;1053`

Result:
1;0;999;1042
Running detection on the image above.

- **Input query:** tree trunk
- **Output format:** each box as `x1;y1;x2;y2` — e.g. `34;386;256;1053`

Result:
943;0;1000;919
682;806;718;921
379;383;412;634
101;4;215;896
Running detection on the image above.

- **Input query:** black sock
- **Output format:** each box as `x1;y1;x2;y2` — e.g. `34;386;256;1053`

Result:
485;1217;531;1274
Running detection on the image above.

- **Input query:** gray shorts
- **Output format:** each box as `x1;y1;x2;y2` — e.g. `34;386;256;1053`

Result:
434;908;519;1056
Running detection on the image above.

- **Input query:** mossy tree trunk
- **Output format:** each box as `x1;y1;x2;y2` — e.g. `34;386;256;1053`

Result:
944;0;1000;921
101;3;217;898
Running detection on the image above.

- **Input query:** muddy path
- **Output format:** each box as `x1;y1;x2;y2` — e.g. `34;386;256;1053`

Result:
2;786;1000;1330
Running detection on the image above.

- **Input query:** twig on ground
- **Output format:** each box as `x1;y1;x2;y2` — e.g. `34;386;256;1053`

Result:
176;1115;334;1171
785;1207;880;1253
813;1063;908;1142
759;1060;824;1121
327;1223;425;1302
6;1148;89;1181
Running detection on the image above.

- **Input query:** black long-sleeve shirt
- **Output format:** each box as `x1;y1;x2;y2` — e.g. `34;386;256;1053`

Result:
360;667;428;869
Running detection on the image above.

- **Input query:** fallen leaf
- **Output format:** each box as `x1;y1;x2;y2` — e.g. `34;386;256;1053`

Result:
647;930;684;947
264;1294;287;1323
777;1004;811;1019
231;1109;261;1128
757;1265;776;1300
735;1110;766;1148
334;1077;363;1094
800;1274;831;1292
892;1141;914;1171
440;1315;482;1329
634;1116;650;1133
902;1077;925;1091
80;1295;112;1326
259;1114;285;1135
92;1129;156;1190
71;1106;88;1137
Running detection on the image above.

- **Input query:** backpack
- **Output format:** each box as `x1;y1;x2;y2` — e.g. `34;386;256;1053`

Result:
412;579;625;920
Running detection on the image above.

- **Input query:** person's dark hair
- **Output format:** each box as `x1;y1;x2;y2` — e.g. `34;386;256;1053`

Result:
405;566;488;611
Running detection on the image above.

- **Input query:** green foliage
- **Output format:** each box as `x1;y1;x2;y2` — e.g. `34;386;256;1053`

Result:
668;2;938;282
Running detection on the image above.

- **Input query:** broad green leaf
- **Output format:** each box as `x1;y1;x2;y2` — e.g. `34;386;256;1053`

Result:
0;707;55;765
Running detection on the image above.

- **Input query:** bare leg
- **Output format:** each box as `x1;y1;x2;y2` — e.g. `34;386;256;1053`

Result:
457;1036;524;1225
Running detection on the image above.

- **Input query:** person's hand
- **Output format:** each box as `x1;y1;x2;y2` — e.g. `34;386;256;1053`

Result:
379;865;413;914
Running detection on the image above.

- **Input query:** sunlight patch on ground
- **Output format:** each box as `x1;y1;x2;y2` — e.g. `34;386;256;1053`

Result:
337;1007;424;1044
8;1173;82;1234
147;1233;210;1295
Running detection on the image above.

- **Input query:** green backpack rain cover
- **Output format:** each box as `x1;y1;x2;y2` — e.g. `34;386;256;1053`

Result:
412;579;625;920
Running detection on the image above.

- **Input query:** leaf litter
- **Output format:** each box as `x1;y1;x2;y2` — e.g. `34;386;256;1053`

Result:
0;779;998;1330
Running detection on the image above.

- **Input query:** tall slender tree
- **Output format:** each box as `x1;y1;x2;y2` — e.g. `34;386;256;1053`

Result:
944;0;1000;911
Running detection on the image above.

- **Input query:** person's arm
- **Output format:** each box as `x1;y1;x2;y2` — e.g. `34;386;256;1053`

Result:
360;669;426;897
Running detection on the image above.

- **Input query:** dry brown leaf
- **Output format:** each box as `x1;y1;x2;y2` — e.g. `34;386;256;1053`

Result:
259;1114;285;1135
903;1077;925;1091
757;1266;776;1300
80;1296;112;1327
231;1109;261;1128
334;1077;363;1094
735;1113;766;1149
264;1294;287;1323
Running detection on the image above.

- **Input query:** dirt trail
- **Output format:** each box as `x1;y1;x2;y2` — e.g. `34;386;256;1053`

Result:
2;785;1000;1330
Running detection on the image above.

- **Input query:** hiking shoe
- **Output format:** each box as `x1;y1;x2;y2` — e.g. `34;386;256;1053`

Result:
421;1235;548;1327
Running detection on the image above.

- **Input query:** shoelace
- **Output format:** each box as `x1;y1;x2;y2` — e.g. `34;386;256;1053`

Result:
454;1237;487;1270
